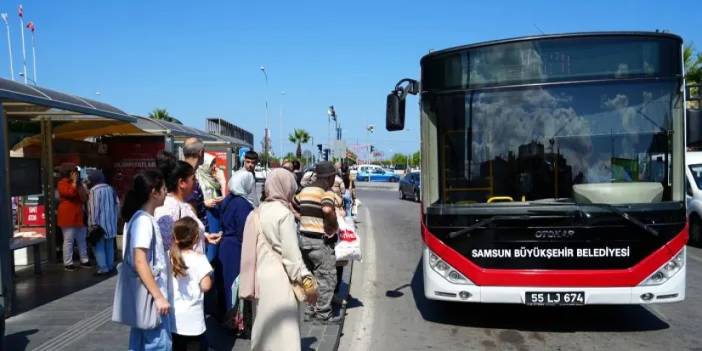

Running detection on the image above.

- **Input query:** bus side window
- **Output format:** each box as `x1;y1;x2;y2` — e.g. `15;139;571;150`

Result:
687;179;693;197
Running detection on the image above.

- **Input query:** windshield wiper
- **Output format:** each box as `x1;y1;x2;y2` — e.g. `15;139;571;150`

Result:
529;201;659;237
447;214;569;239
447;216;504;239
446;203;658;239
579;203;659;237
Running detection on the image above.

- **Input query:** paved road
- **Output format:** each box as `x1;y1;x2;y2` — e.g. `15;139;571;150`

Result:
340;183;702;351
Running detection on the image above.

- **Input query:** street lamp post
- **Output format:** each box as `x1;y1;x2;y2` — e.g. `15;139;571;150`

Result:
279;90;285;160
328;105;340;161
1;13;14;81
328;105;340;140
260;65;270;169
366;123;375;163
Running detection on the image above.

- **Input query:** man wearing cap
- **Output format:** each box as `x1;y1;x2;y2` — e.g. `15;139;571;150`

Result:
294;161;340;323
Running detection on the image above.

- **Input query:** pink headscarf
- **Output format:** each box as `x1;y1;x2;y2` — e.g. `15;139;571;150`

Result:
264;168;298;215
239;169;298;300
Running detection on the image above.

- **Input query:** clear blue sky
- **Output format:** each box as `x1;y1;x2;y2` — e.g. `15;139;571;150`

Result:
4;0;701;157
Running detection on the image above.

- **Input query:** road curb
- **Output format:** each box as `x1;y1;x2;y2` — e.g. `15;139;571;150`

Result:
354;182;399;190
332;261;353;351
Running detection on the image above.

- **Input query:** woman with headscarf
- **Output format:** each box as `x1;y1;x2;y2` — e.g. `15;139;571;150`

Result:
243;169;317;351
197;153;227;261
216;170;255;322
87;169;119;275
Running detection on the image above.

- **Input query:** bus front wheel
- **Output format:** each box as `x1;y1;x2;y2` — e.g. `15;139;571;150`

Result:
690;215;702;246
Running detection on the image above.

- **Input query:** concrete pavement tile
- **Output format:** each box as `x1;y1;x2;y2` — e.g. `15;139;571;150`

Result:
4;326;65;351
62;331;128;351
317;337;337;351
307;326;323;339
232;340;251;350
324;324;339;335
94;321;130;333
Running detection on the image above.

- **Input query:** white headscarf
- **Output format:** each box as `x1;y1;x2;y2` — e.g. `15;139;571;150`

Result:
229;170;256;205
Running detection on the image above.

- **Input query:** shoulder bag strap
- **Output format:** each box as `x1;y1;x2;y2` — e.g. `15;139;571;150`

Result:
254;209;277;259
124;212;157;271
123;215;136;268
255;209;307;301
150;221;157;267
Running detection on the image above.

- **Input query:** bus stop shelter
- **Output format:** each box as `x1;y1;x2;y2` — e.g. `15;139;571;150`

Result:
0;77;136;320
131;116;237;178
15;116;241;199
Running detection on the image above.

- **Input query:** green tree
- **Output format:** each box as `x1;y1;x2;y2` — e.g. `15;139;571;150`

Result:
410;151;421;168
391;153;408;167
685;44;702;84
259;151;274;167
148;108;182;125
685;44;702;108
288;129;311;160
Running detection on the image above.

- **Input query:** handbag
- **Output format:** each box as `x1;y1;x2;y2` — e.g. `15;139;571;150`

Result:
254;209;308;302
111;212;161;329
87;225;106;246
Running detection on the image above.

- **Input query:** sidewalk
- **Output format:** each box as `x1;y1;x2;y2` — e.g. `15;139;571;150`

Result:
5;262;352;351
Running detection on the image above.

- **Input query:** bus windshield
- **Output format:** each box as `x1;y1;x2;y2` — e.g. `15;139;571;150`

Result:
428;79;682;205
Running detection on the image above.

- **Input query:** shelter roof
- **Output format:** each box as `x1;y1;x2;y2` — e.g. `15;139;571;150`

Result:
132;116;219;142
0;78;134;122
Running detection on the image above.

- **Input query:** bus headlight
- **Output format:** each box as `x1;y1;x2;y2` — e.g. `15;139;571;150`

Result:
640;248;685;286
428;252;473;285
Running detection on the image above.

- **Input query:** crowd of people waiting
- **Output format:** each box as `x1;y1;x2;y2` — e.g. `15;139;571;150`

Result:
57;136;357;351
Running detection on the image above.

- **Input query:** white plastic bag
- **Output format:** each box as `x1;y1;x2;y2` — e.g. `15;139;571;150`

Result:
335;216;362;261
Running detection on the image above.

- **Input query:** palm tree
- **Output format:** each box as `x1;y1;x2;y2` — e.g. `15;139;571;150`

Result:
288;129;311;159
685;44;702;83
148;108;183;125
685;44;702;108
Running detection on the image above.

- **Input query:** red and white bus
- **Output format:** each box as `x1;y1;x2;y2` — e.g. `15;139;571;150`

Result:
386;32;688;305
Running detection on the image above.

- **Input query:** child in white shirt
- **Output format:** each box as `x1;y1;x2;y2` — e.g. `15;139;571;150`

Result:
169;217;213;351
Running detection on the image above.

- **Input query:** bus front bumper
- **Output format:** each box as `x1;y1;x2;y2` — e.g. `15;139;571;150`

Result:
422;246;686;305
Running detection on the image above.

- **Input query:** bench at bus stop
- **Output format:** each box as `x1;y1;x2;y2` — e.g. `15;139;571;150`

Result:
10;235;46;275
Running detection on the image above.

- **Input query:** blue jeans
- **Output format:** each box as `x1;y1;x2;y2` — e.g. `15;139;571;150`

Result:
128;316;172;351
93;237;115;272
343;191;353;218
62;226;88;266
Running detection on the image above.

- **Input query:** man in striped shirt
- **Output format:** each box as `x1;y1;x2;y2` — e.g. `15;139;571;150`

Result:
295;161;339;324
87;169;119;275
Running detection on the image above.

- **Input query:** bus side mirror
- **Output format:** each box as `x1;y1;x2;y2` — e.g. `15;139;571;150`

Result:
386;91;405;131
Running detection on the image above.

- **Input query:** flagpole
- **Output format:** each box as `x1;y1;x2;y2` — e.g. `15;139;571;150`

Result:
30;29;36;83
0;14;13;81
18;9;27;84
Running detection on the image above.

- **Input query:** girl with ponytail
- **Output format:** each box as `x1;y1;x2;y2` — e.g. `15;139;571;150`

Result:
117;170;174;350
169;217;213;350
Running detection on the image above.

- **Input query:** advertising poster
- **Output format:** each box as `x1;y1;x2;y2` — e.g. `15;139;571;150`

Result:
104;136;165;199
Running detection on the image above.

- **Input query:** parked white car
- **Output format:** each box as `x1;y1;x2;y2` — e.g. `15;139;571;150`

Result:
685;151;702;245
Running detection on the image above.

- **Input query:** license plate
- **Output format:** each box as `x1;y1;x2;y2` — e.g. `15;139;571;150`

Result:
525;291;585;306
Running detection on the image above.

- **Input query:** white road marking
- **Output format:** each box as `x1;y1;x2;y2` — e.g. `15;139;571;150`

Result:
347;205;378;351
